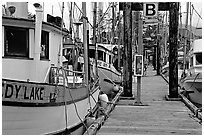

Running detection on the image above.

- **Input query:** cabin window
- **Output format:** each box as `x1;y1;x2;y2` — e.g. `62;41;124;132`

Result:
109;55;112;64
98;50;103;61
40;31;49;60
190;57;193;67
103;52;106;62
195;53;202;65
4;26;29;57
89;49;95;58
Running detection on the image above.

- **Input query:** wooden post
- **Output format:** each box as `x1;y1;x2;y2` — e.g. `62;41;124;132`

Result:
169;2;179;98
123;2;132;97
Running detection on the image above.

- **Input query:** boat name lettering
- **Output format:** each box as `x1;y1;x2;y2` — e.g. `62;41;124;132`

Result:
98;61;102;66
2;83;44;100
103;63;108;67
50;93;57;102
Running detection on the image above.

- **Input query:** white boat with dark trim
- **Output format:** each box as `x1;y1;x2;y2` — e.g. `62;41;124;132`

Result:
180;39;202;106
89;43;122;96
2;2;100;135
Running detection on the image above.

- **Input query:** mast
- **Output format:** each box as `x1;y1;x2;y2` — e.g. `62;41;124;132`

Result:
93;2;98;77
98;2;103;43
111;2;115;44
57;2;64;68
69;2;73;38
189;2;192;42
183;2;189;72
82;2;89;85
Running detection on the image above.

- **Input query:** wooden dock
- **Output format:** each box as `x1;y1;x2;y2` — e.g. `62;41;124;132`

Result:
96;66;202;135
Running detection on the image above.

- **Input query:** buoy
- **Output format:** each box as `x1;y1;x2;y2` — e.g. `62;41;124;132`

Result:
99;94;109;108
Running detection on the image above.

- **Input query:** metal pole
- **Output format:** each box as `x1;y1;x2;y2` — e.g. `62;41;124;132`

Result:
136;13;143;104
82;2;89;86
93;2;98;78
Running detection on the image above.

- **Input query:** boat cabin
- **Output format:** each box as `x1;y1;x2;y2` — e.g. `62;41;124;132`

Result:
2;3;68;83
89;43;121;70
188;39;202;74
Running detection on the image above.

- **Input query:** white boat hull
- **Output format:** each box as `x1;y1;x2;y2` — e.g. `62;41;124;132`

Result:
2;79;100;135
180;74;202;105
98;66;121;95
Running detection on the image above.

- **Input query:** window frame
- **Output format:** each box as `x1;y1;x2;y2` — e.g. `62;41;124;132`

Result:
40;30;49;60
4;26;29;58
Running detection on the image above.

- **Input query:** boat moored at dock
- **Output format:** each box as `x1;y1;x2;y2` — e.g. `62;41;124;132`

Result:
89;43;122;96
2;2;100;135
180;39;202;106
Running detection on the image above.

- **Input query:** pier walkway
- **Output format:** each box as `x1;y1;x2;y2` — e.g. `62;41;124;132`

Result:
96;66;202;135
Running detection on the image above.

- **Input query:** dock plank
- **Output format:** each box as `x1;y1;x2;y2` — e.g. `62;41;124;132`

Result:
96;66;202;135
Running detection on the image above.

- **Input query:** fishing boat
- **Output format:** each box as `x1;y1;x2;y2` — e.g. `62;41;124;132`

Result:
2;2;100;135
89;43;122;96
180;39;202;106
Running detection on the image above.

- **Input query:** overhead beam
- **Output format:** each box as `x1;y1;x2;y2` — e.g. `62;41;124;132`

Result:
119;2;170;11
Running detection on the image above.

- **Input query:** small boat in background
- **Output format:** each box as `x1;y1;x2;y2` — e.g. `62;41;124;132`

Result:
180;39;202;106
89;43;122;97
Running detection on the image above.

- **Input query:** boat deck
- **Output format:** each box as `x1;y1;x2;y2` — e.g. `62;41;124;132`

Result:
96;66;202;135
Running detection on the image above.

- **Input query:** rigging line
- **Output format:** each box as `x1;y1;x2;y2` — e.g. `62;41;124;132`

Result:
62;68;68;130
194;9;201;35
96;2;112;28
64;72;90;135
183;73;200;92
73;2;118;39
89;78;100;104
96;3;112;28
192;5;202;19
67;2;72;34
73;2;94;29
60;2;69;130
57;2;64;68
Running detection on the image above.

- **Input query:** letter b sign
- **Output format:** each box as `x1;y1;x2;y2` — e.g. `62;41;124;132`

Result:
143;3;158;17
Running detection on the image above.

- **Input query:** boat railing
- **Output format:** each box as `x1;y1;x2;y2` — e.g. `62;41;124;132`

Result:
49;66;85;87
